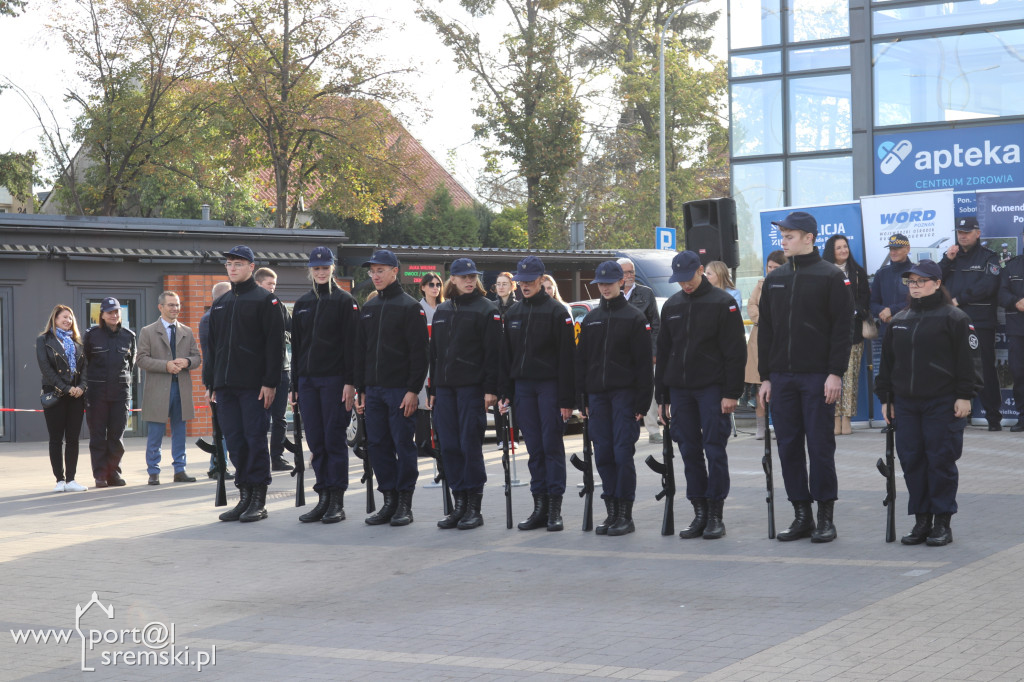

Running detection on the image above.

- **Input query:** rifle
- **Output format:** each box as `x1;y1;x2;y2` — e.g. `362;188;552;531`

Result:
569;411;594;532
426;410;453;516
282;403;306;507
195;401;228;507
876;402;897;542
496;406;513;528
762;408;776;539
644;418;675;536
352;409;375;513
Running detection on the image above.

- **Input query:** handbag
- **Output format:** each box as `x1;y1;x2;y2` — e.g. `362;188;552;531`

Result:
861;318;879;340
40;388;62;409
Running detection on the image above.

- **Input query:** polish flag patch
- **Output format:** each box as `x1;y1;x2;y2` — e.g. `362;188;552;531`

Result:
493;314;501;321
419;309;426;316
645;324;651;331
271;298;279;305
843;278;851;286
352;303;358;310
969;324;975;331
564;317;572;325
729;305;737;312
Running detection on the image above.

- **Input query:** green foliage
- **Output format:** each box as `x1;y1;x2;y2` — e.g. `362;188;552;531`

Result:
404;186;481;247
0;151;38;203
485;205;529;249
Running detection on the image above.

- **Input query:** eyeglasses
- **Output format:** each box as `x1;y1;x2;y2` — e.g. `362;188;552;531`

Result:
423;281;441;288
906;278;936;287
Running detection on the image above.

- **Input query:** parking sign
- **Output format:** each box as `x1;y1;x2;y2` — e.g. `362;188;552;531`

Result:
656;227;676;250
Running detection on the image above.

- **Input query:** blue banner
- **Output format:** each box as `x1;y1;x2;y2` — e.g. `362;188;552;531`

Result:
875;123;1024;194
759;202;864;268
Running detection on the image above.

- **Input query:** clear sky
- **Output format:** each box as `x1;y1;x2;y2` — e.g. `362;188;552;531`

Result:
0;0;727;200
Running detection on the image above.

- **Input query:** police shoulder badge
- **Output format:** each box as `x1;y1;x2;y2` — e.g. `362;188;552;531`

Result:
989;263;1000;276
968;332;980;350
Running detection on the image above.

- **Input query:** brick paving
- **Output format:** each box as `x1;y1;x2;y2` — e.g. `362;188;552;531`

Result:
0;416;1021;680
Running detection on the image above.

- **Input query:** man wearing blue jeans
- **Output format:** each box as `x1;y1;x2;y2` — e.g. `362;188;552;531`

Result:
138;291;202;485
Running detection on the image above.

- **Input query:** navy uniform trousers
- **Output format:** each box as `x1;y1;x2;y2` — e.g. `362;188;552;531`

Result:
364;385;419;492
434;385;488;494
769;372;838;502
297;375;350;492
670;385;731;501
88;398;129;481
588;388;639;501
974;328;1002;424
894;394;964;515
217;387;272;487
513;379;566;496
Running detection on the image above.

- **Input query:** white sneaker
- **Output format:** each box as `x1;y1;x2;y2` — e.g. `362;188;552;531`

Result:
53;481;66;492
64;480;87;492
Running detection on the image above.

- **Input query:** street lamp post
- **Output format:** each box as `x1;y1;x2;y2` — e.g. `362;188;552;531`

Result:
660;0;706;232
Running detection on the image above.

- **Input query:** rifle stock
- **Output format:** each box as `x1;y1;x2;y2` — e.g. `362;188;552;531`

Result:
762;408;776;539
353;410;375;513
196;402;228;507
878;403;897;542
497;406;513;529
283;405;306;507
644;418;675;536
569;415;594;532
427;411;453;516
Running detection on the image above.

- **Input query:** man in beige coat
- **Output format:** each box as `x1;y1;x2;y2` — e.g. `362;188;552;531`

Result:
138;291;202;484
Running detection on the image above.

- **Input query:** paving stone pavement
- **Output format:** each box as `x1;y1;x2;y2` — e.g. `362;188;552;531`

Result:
0;417;1021;681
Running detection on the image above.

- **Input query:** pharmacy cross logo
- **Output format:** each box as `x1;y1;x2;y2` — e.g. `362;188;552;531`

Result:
9;592;217;673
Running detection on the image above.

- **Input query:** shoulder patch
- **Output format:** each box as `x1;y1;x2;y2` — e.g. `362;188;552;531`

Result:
989;263;1000;276
969;333;980;350
729;305;737;312
352;303;358;310
565;317;572;325
271;298;279;305
645;323;651;331
843;278;851;286
419;309;426;316
493;314;501;321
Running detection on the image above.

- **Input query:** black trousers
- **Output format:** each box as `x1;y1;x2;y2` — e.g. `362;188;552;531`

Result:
88;398;129;482
975;327;1002;424
44;395;85;482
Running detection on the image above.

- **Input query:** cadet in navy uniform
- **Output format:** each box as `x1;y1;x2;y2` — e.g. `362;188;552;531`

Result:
354;249;429;527
870;233;914;337
291;247;359;524
499;256;576;532
575;260;653;536
84;297;136;488
203;246;285;523
655;252;746;540
940;216;1002;430
758;212;853;543
875;260;981;546
998;236;1024;432
429;258;502;530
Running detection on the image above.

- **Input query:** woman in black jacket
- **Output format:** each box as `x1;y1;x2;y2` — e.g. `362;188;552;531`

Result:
290;247;359;524
429;258;502;530
875;260;980;547
824;235;871;435
36;305;88;492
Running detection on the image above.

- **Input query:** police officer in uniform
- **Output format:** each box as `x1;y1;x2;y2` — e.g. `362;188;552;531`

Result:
84;297;136;487
429;258;502;530
575;260;652;536
499;256;576;532
998;236;1024;432
758;212;853;543
656;251;746;539
291;247;359;523
940;216;1002;430
870;233;914;338
354;249;429;527
203;246;286;523
875;260;980;546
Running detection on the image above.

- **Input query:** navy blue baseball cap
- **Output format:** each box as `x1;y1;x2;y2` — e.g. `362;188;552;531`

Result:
887;233;910;249
100;297;120;313
771;211;818;235
512;256;545;282
450;257;482;276
902;259;942;281
223;245;255;262
362;249;399;268
956;216;979;231
591;260;624;284
669;251;702;283
308;246;335;267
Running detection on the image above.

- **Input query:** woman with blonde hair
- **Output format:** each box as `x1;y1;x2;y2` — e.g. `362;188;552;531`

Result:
541;274;571;313
36;305;88;492
705;261;742;308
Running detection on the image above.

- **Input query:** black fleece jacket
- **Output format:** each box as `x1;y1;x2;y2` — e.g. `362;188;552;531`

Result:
429;291;501;395
353;280;429;394
575;293;653;414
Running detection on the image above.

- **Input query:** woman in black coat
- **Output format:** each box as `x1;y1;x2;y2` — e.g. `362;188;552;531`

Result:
823;235;871;435
36;305;88;492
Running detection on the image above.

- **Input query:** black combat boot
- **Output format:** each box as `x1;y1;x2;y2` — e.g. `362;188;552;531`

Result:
389;490;414;526
926;513;953;546
703;499;726;539
595;497;618;535
901;513;932;545
321;488;346;524
810;499;837;543
546;494;564;532
299;489;329;523
678;498;708;539
518;493;548;530
239;484;268;522
457;493;484;530
219;484;252;522
607;499;634;536
365;490;397;525
778;501;814;541
438;491;468;529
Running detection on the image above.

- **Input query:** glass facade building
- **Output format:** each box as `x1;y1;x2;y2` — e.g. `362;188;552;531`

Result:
727;0;1024;276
